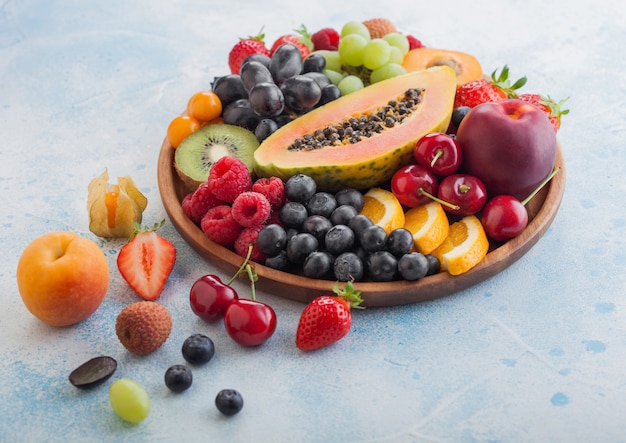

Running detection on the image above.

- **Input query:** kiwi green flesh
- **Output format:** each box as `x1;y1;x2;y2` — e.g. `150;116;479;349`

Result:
174;123;260;191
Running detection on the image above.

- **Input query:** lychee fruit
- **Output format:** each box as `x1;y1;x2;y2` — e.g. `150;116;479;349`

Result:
115;301;172;355
362;18;397;39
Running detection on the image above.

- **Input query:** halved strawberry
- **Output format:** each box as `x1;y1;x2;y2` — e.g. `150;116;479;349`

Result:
517;93;569;132
269;26;313;59
228;31;270;74
117;221;176;301
454;65;527;109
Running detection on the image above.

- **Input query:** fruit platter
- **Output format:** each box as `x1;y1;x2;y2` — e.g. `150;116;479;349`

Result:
157;18;567;307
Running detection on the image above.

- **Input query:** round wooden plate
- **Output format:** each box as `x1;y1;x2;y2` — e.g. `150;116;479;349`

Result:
157;138;565;307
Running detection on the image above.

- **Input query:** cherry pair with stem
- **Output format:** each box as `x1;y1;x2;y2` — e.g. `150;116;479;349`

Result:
189;244;276;347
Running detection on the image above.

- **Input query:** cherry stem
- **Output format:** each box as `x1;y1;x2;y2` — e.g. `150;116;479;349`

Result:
430;149;443;168
418;188;460;210
226;244;257;303
520;167;560;206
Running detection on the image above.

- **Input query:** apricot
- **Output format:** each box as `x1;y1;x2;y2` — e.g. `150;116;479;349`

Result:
402;48;483;86
16;232;109;326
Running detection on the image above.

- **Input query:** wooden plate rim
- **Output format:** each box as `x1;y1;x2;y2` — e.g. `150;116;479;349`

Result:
157;137;565;307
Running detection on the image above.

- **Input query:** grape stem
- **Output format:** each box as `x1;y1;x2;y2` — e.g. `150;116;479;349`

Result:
521;167;560;206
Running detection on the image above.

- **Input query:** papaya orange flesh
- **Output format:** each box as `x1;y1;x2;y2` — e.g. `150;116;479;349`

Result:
254;66;457;192
402;48;483;86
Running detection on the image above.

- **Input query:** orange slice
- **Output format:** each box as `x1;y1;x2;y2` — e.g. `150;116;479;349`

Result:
359;187;405;234
403;201;449;254
431;215;489;275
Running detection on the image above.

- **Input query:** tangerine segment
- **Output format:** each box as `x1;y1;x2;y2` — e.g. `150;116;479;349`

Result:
360;188;405;234
431;215;489;275
403;201;449;254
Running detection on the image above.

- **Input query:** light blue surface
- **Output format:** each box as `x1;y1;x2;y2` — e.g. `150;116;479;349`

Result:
2;0;625;441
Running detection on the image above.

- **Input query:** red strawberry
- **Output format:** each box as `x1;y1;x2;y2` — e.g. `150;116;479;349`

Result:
517;93;569;132
269;26;313;59
454;65;527;109
295;281;363;351
406;34;424;50
310;27;340;51
117;221;176;301
228;31;269;74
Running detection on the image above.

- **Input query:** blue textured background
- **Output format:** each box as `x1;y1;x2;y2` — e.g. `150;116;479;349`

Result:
2;0;625;441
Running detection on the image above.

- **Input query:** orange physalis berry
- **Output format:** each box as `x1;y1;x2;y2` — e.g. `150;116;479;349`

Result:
167;115;201;148
186;91;222;122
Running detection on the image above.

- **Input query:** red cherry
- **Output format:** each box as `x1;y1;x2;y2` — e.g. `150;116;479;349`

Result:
224;299;277;346
390;164;439;208
189;275;238;323
437;174;487;216
481;195;528;242
414;132;462;176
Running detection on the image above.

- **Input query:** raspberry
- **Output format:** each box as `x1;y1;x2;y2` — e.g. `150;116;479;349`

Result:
200;205;243;247
231;191;271;228
252;177;286;210
207;156;252;203
182;182;225;224
310;27;340;51
234;225;266;263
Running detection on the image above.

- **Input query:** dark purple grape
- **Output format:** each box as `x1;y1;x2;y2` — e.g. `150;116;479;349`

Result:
302;53;326;73
240;61;274;93
270;44;304;84
211;75;247;108
281;75;322;112
318;84;342;106
248;82;284;118
222;99;260;131
254;118;279;141
240;53;272;73
303;71;331;89
275;113;293;127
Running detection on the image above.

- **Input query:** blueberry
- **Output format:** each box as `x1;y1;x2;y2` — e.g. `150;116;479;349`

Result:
324;224;355;256
301;215;332;243
164;365;193;393
452;106;471;129
306;192;337;217
335;188;365;212
397;252;429;281
334;252;364;282
215;389;244;416
367;251;398;282
264;250;289;270
348;214;374;243
285;174;316;203
330;204;358;226
256;224;287;257
182;334;215;365
279;201;308;228
254;118;279;142
286;232;319;264
303;251;334;279
425;254;441;276
359;225;387;253
386;228;414;257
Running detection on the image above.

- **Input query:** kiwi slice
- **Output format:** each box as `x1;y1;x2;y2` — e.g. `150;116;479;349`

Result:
174;123;260;191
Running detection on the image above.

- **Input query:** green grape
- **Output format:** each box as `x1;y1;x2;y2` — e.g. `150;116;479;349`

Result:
383;32;410;56
324;69;346;86
338;75;365;95
314;50;342;72
387;46;404;65
109;379;150;424
370;63;407;83
340;21;371;40
338;34;368;67
362;38;391;70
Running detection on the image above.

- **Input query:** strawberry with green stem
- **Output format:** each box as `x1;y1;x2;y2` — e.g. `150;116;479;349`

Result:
296;281;364;351
517;93;569;132
117;221;176;301
228;29;270;74
454;65;527;109
269;25;314;59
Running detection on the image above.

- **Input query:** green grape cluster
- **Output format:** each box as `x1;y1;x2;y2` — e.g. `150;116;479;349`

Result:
313;20;410;95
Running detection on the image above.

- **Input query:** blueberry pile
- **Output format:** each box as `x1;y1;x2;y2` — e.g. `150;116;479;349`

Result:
256;174;440;282
212;45;340;142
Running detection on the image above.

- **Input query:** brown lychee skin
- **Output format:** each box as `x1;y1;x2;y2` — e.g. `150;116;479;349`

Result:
362;18;397;39
115;301;172;356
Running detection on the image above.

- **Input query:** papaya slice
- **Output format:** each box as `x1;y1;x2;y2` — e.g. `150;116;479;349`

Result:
254;66;457;192
402;48;483;86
